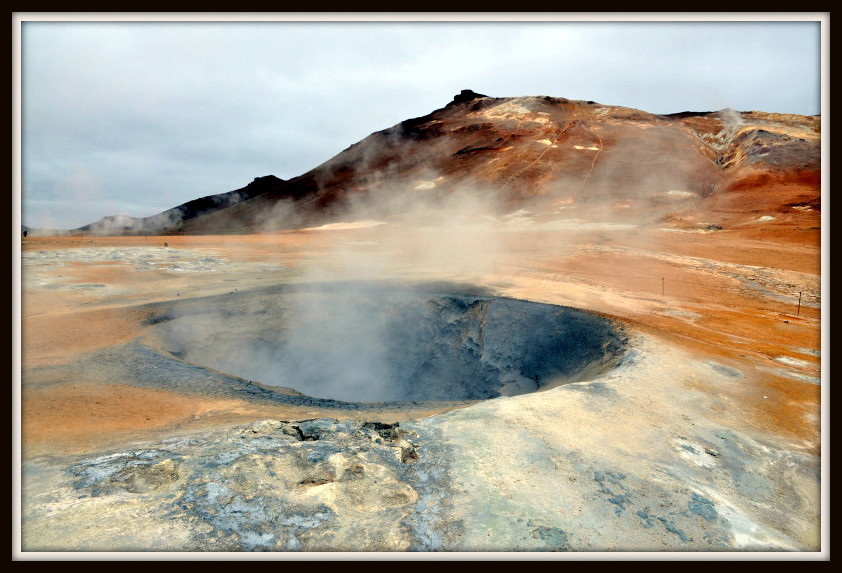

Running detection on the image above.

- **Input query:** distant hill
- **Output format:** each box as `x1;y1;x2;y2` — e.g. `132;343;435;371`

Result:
76;175;285;235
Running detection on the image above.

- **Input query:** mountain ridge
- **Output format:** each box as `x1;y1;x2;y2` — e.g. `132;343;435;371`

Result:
69;92;821;236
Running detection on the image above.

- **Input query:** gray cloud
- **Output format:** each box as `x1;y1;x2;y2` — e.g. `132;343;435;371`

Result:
17;17;823;229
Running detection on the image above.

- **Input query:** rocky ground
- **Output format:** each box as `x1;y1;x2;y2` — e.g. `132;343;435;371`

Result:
16;214;824;556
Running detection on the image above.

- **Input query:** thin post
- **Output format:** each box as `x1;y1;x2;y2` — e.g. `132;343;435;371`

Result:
797;291;802;315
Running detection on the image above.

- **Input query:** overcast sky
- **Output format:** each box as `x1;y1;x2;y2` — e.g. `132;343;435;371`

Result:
16;15;825;230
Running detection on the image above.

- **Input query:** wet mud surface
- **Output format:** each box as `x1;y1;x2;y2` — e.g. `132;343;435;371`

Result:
139;282;628;403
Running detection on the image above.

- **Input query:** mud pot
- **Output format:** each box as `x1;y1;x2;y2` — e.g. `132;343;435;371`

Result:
140;282;628;404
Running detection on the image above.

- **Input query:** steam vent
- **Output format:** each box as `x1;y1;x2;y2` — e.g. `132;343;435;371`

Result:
142;282;628;405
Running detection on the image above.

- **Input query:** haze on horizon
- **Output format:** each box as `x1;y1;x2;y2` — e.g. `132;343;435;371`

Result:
15;15;824;231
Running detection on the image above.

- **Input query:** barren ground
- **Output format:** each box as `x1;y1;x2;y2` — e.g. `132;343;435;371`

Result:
17;222;824;553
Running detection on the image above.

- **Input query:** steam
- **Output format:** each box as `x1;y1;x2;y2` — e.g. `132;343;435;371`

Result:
71;184;264;235
233;118;709;403
150;173;526;403
253;197;305;232
150;99;730;403
82;209;188;235
272;287;416;401
717;108;744;142
261;174;508;284
214;175;528;402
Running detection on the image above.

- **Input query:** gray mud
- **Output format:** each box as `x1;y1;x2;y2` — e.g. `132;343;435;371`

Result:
138;281;629;404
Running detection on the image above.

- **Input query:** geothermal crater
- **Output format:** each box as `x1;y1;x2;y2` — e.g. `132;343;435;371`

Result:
142;282;628;404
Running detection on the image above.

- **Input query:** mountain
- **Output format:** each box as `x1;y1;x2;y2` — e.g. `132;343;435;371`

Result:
77;91;821;236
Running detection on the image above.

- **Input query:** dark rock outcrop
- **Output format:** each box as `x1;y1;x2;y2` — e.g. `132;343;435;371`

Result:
446;89;489;107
